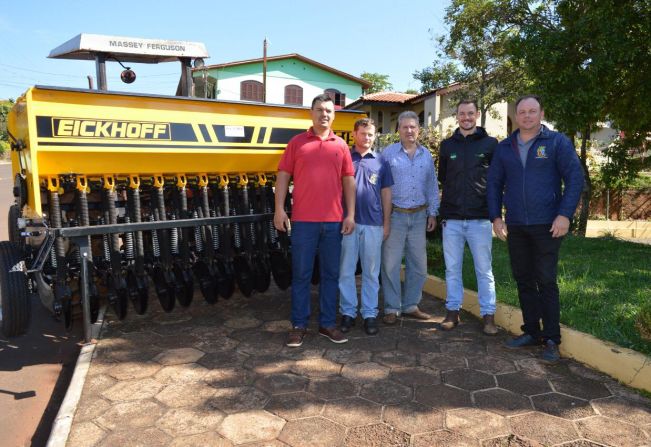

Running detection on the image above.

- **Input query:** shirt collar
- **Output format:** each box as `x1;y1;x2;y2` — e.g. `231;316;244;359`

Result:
307;127;335;140
351;146;376;160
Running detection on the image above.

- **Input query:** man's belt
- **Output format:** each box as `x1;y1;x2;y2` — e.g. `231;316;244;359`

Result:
393;204;427;214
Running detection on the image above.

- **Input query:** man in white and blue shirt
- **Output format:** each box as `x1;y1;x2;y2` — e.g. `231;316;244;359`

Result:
339;118;393;335
381;111;440;324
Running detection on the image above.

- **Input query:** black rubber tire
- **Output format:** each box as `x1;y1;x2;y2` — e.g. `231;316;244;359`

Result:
234;256;254;297
270;251;291;291
153;266;175;312
253;256;271;293
0;241;31;337
215;260;235;299
8;204;21;245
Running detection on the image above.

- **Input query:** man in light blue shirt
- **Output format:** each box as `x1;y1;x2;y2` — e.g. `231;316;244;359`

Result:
381;111;440;324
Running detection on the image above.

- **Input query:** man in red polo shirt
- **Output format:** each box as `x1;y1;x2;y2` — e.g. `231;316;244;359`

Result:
274;93;356;347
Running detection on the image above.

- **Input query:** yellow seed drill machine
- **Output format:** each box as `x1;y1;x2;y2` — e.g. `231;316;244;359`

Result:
3;34;363;341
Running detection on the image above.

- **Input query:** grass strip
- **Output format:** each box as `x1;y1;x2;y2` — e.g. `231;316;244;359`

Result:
427;235;651;356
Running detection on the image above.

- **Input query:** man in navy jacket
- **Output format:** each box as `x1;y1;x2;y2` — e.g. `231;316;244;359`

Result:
487;95;584;362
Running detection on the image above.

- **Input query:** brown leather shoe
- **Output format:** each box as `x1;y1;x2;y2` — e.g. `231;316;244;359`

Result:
483;314;498;335
319;326;348;344
402;308;431;320
286;327;307;347
382;312;398;325
440;310;460;330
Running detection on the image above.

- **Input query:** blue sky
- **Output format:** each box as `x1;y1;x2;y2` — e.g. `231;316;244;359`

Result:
0;0;449;100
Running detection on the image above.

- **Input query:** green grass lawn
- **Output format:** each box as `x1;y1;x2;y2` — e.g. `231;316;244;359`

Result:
427;235;651;356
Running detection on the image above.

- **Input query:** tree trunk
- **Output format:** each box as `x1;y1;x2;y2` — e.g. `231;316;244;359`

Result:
577;127;592;236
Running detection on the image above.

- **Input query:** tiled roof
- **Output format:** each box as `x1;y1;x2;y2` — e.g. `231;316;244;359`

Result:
357;91;417;103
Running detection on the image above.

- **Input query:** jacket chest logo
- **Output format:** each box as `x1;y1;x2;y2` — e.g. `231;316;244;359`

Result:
535;146;548;159
450;153;457;160
368;173;378;185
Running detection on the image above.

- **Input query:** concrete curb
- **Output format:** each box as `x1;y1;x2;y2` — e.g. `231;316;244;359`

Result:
422;274;651;393
46;306;107;447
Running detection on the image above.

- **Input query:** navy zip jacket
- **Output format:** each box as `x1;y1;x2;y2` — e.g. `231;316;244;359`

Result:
487;125;584;226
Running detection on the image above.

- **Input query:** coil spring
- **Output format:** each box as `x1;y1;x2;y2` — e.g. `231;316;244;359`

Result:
249;205;257;246
266;203;278;244
124;216;135;260
99;217;111;262
211;209;220;251
50;246;58;268
231;208;241;249
193;210;204;253
170;213;179;255
150;215;161;258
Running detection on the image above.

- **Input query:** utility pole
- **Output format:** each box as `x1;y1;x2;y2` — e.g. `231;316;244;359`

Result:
262;38;268;103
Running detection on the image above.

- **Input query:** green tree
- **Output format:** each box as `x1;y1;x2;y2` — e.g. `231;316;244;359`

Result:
508;0;651;233
0;99;15;156
414;0;530;127
360;72;393;94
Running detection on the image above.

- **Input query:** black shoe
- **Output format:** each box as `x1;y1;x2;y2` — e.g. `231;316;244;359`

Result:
542;340;560;362
340;315;356;333
505;333;540;348
364;317;378;335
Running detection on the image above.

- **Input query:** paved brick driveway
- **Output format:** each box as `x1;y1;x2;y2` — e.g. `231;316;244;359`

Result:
67;284;651;446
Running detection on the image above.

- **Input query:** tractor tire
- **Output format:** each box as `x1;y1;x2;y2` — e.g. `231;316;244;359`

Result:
0;241;31;337
8;204;22;245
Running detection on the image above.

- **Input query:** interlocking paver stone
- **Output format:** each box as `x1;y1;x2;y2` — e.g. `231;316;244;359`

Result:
390;366;441;386
510;412;579;445
218;410;285;444
155;407;225;437
67;421;106;447
531;392;594;419
341;361;390;382
419;352;467;370
153;347;205;365
107;361;162;380
344;423;410;447
467;356;517;374
278;417;345;447
207;386;269;414
416;384;472;411
372;350;418;368
98;427;171;447
591;396;651;426
443;368;496;391
550;374;612;400
96;400;165;431
474;388;532;416
307;376;360;400
291;358;341;377
413;429;479;447
360;379;413;405
482;434;543;446
168;432;233;447
265;391;324;420
323;397;383;427
446;408;510;440
254;373;309;394
244;355;294;374
198;350;249;369
203;366;256;388
323;348;372;364
496;371;553;396
576;415;649;447
154;382;216;408
73;397;112;422
70;286;651;447
383;401;444;434
154;362;209;384
101;378;164;402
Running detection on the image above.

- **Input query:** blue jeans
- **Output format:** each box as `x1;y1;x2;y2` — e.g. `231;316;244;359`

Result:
339;224;383;319
381;209;427;314
290;221;342;329
442;219;496;316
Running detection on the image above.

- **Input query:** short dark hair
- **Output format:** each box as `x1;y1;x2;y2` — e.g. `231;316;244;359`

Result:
354;117;375;131
515;94;543;111
456;99;478;113
311;93;334;109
